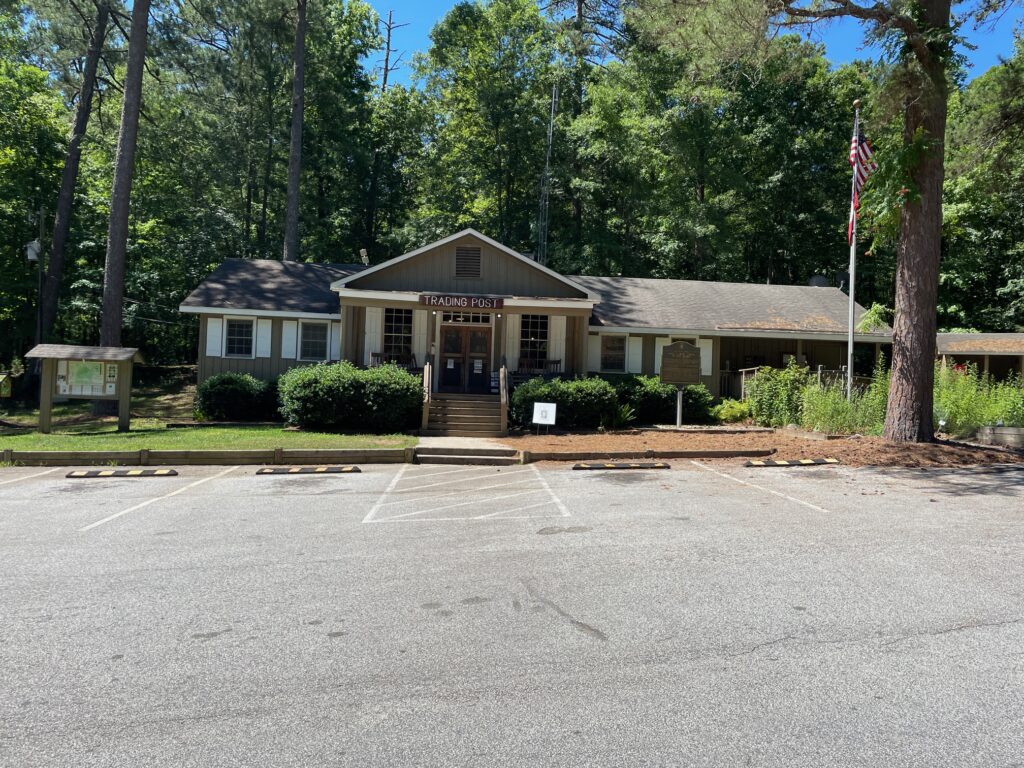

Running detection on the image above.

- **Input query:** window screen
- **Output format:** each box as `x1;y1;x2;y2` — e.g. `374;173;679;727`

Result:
225;319;254;357
520;314;548;367
600;335;626;371
383;308;413;359
455;246;481;279
300;323;328;360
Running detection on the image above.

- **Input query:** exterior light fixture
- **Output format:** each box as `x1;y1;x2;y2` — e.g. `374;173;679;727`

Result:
25;239;41;262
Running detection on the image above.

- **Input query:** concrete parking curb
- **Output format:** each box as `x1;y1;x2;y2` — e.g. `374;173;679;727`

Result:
0;448;408;467
519;448;776;463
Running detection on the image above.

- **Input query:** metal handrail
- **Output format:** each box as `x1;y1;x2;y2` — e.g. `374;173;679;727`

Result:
421;360;432;432
499;363;509;435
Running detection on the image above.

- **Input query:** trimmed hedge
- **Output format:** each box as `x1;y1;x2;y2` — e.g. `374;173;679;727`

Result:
194;372;278;421
511;377;618;428
615;375;714;424
511;375;714;429
277;362;421;433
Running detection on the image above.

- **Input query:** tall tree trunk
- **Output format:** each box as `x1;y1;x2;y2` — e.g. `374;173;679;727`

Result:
99;0;150;349
42;0;109;341
282;0;307;262
883;1;951;443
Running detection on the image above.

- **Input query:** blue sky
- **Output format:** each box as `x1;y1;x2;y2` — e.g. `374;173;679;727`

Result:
366;0;1024;86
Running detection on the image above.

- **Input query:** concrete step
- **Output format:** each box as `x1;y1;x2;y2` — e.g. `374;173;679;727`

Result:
415;453;518;466
416;446;517;457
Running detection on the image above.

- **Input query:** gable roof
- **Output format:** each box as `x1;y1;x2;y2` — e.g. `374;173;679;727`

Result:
332;228;595;299
571;275;892;337
938;332;1024;355
180;259;366;316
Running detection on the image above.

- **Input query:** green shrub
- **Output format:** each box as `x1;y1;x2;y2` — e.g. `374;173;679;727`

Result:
712;398;750;423
746;360;810;427
194;372;278;421
510;376;618;429
615;375;714;424
602;402;636;431
277;362;421;433
934;364;1024;436
801;357;889;436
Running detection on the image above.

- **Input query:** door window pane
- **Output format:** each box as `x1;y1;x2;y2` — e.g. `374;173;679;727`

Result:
225;319;253;357
469;330;489;355
300;323;328;360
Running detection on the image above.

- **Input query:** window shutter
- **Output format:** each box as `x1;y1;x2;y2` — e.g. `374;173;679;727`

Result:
455;246;481;279
281;320;298;360
329;321;341;361
627;336;643;373
412;310;428;365
548;315;566;363
654;338;670;373
504;314;521;368
255;319;272;358
697;338;713;376
364;307;383;366
586;334;600;373
205;317;223;357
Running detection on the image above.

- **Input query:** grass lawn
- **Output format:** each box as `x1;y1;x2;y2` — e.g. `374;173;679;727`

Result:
1;370;417;452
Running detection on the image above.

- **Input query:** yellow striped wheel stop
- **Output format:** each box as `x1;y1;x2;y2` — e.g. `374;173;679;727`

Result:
572;462;670;470
744;458;840;468
66;469;179;478
256;466;361;475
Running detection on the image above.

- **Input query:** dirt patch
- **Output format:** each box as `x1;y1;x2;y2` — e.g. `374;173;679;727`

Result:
500;430;1024;468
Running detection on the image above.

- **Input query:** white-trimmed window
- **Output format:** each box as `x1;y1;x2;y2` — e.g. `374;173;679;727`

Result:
299;321;329;361
383;308;413;359
520;314;548;367
224;318;255;358
600;335;626;372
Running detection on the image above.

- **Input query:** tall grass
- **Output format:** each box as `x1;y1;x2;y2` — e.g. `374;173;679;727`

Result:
800;358;889;435
934;364;1024;436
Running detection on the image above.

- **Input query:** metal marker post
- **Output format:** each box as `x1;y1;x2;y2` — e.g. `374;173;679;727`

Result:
676;388;683;428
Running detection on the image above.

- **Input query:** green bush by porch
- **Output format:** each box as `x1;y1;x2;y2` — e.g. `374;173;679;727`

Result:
194;372;279;421
277;362;421;433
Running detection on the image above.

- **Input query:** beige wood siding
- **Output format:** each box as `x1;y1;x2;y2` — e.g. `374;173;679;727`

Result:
346;236;585;297
197;315;332;384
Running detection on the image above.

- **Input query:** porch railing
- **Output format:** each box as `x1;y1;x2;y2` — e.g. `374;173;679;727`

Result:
421;360;432;432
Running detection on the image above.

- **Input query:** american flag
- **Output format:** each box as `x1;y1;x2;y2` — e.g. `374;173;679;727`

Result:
848;119;878;244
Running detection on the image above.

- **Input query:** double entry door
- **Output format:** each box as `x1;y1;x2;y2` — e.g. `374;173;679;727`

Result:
439;325;491;393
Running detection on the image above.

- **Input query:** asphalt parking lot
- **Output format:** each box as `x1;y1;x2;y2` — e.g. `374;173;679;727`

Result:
2;460;1023;767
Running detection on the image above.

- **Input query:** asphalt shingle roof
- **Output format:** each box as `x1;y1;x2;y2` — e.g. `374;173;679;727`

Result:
569;275;891;336
937;333;1024;355
180;258;366;315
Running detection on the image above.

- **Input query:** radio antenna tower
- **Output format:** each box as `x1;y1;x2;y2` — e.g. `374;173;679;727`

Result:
535;84;559;265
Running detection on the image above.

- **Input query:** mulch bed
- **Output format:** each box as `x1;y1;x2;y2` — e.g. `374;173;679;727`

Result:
500;429;1024;468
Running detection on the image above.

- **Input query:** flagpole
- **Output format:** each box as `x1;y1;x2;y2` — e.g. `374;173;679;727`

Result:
847;99;860;402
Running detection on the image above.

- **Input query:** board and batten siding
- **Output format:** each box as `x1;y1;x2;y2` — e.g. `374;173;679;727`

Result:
197;314;340;383
345;236;585;298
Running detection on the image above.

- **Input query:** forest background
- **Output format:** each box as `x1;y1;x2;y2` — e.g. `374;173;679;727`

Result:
1;0;1022;366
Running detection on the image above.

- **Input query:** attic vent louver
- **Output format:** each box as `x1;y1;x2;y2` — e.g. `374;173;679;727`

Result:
455;246;482;279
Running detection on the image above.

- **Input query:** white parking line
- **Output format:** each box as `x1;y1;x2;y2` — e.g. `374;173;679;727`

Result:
80;466;239;532
473;500;557;519
689;460;830;514
383;488;548;521
362;463;409;523
402;465;492;481
0;468;58;486
378;468;536;505
531;465;570;516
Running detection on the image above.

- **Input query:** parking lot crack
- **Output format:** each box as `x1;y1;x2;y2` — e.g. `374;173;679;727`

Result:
522;579;608;642
880;617;1024;646
726;635;796;658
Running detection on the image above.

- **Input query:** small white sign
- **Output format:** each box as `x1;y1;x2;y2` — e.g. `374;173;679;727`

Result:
473;359;483;374
532;402;556;426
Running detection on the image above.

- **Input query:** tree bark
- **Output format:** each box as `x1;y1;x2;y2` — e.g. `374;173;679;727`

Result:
282;0;307;262
99;0;150;349
42;0;109;341
883;0;951;443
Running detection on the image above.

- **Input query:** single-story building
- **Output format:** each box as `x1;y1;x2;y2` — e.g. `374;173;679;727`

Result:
938;333;1024;379
181;229;897;434
180;229;892;407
